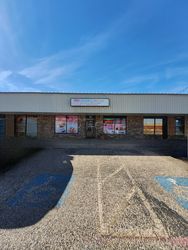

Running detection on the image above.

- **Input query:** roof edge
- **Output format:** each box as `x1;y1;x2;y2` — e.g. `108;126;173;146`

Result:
0;92;188;96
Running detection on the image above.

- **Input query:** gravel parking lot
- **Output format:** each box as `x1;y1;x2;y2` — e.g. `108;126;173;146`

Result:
0;139;188;249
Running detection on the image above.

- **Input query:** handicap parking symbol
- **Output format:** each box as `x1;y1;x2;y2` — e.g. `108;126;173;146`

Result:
155;176;188;210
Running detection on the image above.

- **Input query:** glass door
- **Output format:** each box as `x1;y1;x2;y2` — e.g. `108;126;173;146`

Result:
85;116;96;138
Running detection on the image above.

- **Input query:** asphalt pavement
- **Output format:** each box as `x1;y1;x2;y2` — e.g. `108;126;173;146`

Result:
0;142;188;249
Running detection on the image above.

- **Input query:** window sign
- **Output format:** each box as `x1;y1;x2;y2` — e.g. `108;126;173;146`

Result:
114;118;126;134
55;116;67;134
103;118;115;134
67;116;78;134
55;115;78;134
103;117;126;134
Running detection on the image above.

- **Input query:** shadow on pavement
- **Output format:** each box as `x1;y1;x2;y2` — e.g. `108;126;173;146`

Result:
59;140;187;158
1;138;187;157
0;151;73;229
0;138;187;229
142;189;188;237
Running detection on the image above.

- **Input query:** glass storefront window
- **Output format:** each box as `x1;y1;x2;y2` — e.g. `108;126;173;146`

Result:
55;115;78;134
55;116;67;133
144;118;155;135
175;117;184;135
114;118;126;134
67;116;78;134
0;115;6;137
15;116;38;137
144;118;163;135
15;116;26;136
103;117;115;134
155;118;163;135
103;117;126;134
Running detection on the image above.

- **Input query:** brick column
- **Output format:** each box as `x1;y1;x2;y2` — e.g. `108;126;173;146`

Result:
168;117;175;137
127;116;143;136
38;115;55;137
6;114;15;137
185;116;188;137
95;115;103;138
79;115;86;138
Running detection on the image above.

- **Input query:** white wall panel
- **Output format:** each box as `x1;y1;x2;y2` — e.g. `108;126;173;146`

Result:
0;93;188;114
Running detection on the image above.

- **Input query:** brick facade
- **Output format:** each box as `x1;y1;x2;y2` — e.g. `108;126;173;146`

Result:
168;116;187;138
79;115;86;138
38;115;54;138
95;115;103;138
168;117;175;137
3;114;188;139
127;116;143;137
5;115;14;137
185;116;188;137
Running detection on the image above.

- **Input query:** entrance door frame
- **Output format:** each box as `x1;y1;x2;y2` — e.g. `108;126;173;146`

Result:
85;115;96;138
162;116;168;139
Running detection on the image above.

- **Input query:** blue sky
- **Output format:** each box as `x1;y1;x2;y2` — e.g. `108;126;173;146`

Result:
0;0;188;93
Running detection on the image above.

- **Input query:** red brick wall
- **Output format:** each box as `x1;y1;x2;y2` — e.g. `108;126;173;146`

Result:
168;117;175;137
127;116;143;136
5;115;14;137
185;116;188;137
38;115;54;138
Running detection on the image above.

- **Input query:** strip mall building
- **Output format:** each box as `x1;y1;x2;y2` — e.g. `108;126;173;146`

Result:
0;92;188;139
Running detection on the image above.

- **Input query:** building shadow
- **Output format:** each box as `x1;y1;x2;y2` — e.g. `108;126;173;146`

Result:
0;150;73;229
1;137;187;157
59;138;187;158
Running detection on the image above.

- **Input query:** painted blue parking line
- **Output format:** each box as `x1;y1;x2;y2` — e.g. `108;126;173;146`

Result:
56;175;75;208
7;173;74;209
155;176;188;210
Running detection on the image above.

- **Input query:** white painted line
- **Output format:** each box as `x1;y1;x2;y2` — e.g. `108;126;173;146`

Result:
126;168;168;237
97;157;168;238
102;165;123;184
97;161;106;235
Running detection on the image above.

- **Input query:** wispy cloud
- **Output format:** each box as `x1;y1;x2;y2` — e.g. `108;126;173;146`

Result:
145;53;188;71
117;73;160;92
0;3;21;62
0;70;41;92
0;0;187;93
19;22;119;86
0;70;12;81
112;53;188;78
162;81;188;93
0;4;129;91
16;0;156;88
165;66;188;79
122;74;159;85
0;79;41;92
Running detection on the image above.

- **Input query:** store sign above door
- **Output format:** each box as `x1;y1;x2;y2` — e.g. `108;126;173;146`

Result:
71;98;110;107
